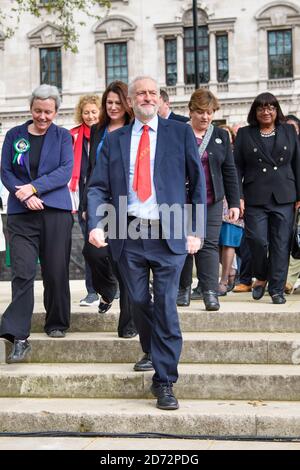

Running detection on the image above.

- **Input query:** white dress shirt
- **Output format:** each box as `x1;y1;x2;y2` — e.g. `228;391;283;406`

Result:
128;115;159;219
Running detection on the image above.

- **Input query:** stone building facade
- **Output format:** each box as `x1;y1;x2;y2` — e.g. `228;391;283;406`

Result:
0;0;300;136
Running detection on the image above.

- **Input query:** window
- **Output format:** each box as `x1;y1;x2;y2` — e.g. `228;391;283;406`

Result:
105;43;128;85
184;26;209;84
165;39;177;86
268;29;293;79
40;47;62;91
216;34;228;83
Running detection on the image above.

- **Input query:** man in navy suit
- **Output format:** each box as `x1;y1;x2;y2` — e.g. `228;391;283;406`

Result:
158;89;189;123
88;76;206;410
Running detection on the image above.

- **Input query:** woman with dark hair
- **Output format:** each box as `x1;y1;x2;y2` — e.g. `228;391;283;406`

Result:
69;94;101;306
82;81;137;337
235;92;300;304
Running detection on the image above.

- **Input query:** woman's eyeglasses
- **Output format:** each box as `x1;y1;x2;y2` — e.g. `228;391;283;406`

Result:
257;105;276;113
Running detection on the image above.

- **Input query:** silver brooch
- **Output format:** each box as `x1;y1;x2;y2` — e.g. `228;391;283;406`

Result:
215;138;222;144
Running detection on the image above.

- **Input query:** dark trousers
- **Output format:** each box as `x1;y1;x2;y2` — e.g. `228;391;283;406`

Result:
0;209;73;341
236;233;252;285
82;242;117;303
117;229;186;384
78;211;96;295
244;201;294;295
180;201;223;292
83;241;136;336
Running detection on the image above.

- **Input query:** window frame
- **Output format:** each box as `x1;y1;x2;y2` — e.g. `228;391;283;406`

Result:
39;46;62;91
105;42;128;86
267;28;293;79
184;26;210;85
164;38;177;86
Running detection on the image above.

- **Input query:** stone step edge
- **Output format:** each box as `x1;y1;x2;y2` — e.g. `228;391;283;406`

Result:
0;398;299;438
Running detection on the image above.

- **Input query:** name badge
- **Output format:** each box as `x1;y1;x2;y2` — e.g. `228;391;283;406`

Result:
215;138;222;144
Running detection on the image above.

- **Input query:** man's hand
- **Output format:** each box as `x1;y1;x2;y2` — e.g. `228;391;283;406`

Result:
89;228;107;248
295;201;300;211
25;195;44;211
228;207;240;222
239;199;245;218
187;235;202;254
15;184;35;201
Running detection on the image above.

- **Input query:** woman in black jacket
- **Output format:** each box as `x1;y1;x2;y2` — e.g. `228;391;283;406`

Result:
235;92;300;304
177;89;240;311
82;81;137;337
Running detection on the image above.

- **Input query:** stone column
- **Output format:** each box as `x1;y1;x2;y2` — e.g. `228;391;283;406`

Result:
95;40;106;91
127;38;135;79
293;26;300;80
257;28;268;92
30;46;39;91
209;30;217;93
176;33;185;96
0;39;4;104
227;30;235;82
157;35;165;86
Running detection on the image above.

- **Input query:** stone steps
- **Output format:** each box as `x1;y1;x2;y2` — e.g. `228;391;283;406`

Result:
2;332;300;364
23;308;300;333
1;363;300;401
0;397;299;438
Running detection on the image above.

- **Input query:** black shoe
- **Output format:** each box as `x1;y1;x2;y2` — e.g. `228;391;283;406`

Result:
271;293;286;304
176;286;191;307
134;353;153;371
252;282;267;300
7;339;31;363
120;329;138;338
191;283;203;300
203;290;220;311
47;329;66;338
98;300;113;314
150;382;179;410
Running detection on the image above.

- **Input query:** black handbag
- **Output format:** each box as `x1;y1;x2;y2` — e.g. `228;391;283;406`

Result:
291;209;300;259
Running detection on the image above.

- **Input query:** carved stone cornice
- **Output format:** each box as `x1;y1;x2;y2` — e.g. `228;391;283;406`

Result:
256;2;300;29
208;18;237;33
93;15;136;43
154;23;184;39
27;21;64;47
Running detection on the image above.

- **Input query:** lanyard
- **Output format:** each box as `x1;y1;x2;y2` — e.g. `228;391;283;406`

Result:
96;127;108;162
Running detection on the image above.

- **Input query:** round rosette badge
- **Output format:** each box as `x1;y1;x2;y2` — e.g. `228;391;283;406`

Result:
13;138;30;166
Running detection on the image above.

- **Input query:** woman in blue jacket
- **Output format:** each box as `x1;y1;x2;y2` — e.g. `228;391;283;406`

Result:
0;84;74;362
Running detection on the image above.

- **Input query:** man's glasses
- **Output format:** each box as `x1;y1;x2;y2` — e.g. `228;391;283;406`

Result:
256;105;276;113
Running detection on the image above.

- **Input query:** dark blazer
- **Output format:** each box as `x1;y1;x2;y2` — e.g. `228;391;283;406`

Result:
169;111;189;123
205;126;240;208
1;120;73;214
81;124;107;212
87;116;207;260
234;123;300;205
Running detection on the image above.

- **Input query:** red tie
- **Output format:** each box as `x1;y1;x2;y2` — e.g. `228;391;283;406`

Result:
132;125;152;202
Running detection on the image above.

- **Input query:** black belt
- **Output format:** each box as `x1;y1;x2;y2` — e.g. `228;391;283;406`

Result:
127;216;160;227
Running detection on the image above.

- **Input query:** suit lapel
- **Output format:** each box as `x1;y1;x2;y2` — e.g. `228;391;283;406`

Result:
119;124;133;193
271;124;286;161
16;122;31;178
250;126;277;165
37;123;57;176
154;117;167;178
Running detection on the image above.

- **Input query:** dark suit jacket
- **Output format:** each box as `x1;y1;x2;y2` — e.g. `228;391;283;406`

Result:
205;126;240;208
234;123;300;205
169;111;189;123
81;124;107;212
1;120;73;214
87;116;207;260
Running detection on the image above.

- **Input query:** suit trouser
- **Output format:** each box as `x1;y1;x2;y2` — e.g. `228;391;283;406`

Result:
78;211;97;295
244;201;294;295
0;209;73;341
117;227;186;384
235;233;253;285
83;241;136;336
179;201;223;292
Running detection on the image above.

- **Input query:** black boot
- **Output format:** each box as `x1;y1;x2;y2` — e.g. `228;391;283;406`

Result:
176;286;191;306
203;290;220;311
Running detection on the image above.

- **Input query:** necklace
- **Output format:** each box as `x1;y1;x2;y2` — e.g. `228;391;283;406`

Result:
260;128;276;138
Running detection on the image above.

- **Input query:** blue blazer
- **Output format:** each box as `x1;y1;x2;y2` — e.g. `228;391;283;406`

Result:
87;116;207;261
1;120;73;214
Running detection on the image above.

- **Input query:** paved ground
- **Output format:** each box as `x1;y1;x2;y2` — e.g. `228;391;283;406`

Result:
0;280;300;450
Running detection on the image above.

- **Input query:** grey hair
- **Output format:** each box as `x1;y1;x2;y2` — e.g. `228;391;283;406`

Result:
128;76;158;97
30;84;61;110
